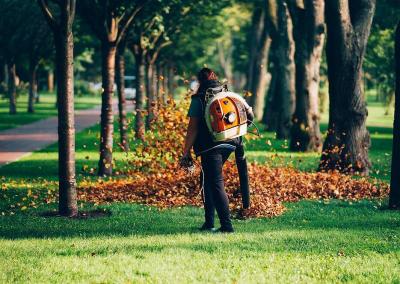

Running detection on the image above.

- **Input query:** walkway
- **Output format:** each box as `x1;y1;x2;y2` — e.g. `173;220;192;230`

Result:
0;101;134;166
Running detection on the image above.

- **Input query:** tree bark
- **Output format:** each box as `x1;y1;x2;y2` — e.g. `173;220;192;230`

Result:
167;64;175;98
262;56;279;131
54;8;77;217
146;62;156;129
273;1;296;139
248;6;272;121
98;42;116;176
28;61;38;113
134;52;146;140
389;21;400;209
319;0;375;174
115;48;129;151
7;63;17;115
47;69;54;93
289;0;325;152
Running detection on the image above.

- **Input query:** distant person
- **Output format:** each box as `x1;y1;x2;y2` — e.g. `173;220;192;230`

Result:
180;68;252;233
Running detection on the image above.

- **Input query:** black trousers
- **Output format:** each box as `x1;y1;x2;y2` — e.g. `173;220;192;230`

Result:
201;148;233;229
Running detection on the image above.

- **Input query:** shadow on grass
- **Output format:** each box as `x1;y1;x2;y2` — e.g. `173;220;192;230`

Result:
0;200;398;242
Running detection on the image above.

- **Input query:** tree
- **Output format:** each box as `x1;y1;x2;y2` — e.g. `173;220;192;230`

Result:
115;40;130;151
389;21;400;208
319;0;376;174
38;0;78;217
78;0;145;176
247;1;272;121
289;0;325;152
266;0;296;139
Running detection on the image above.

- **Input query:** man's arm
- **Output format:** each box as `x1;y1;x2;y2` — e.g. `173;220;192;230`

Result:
183;117;200;156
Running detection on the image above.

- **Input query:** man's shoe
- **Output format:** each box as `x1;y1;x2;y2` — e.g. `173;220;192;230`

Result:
215;227;234;233
199;223;215;231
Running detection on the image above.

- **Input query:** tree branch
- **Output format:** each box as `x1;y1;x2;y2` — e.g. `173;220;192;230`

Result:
37;0;58;31
117;1;147;45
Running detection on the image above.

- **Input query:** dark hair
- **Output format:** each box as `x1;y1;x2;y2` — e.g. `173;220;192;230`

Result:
197;68;218;85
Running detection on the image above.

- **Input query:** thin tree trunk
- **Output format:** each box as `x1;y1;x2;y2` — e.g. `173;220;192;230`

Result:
47;69;54;93
98;42;116;176
319;0;375;174
274;1;296;139
28;61;38;113
7;63;17;115
289;0;325;152
116;48;129;151
162;64;168;102
167;64;174;98
146;62;156;129
134;53;146;140
389;21;400;208
54;28;77;217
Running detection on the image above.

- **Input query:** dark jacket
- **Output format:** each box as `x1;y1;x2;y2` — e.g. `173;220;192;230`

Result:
192;80;240;156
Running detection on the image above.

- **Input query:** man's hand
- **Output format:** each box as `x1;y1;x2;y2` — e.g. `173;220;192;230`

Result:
179;153;194;169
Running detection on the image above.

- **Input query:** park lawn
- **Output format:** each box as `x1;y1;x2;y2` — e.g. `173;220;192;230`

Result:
0;97;398;283
0;93;101;131
0;200;399;283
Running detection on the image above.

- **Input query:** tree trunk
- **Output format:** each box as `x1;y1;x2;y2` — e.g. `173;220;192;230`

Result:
98;42;116;176
319;0;375;175
47;69;54;93
289;0;325;152
115;49;129;151
248;7;272;121
146;62;156;129
134;53;146;140
389;21;400;209
54;28;77;217
167;64;175;98
162;65;168;102
262;57;279;131
247;8;263;98
28;61;38;113
274;1;296;139
7;63;17;115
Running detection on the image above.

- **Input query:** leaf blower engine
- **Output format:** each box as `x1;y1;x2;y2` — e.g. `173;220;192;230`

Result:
204;86;255;142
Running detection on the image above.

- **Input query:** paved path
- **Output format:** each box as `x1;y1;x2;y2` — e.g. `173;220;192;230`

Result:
0;100;134;166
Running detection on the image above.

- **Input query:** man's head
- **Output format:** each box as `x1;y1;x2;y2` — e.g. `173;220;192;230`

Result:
197;68;218;85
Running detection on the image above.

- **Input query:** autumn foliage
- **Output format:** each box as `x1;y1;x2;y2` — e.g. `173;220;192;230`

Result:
77;95;389;218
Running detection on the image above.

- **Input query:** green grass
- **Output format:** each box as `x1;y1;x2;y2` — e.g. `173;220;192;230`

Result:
0;93;100;131
0;201;399;283
0;94;398;283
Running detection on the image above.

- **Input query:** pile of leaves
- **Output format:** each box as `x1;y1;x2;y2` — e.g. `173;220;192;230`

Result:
77;95;389;218
78;161;389;218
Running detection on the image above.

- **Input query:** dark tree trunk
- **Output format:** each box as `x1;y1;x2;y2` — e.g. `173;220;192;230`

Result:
115;48;129;151
262;56;279;131
134;53;146;140
389;21;400;209
319;0;375;174
48;69;54;93
289;0;325;152
248;7;272;121
28;61;38;113
98;42;116;176
7;63;17;115
273;1;296;139
247;8;263;98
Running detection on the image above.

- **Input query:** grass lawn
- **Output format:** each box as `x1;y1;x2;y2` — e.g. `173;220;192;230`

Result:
0;93;100;131
0;95;398;283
